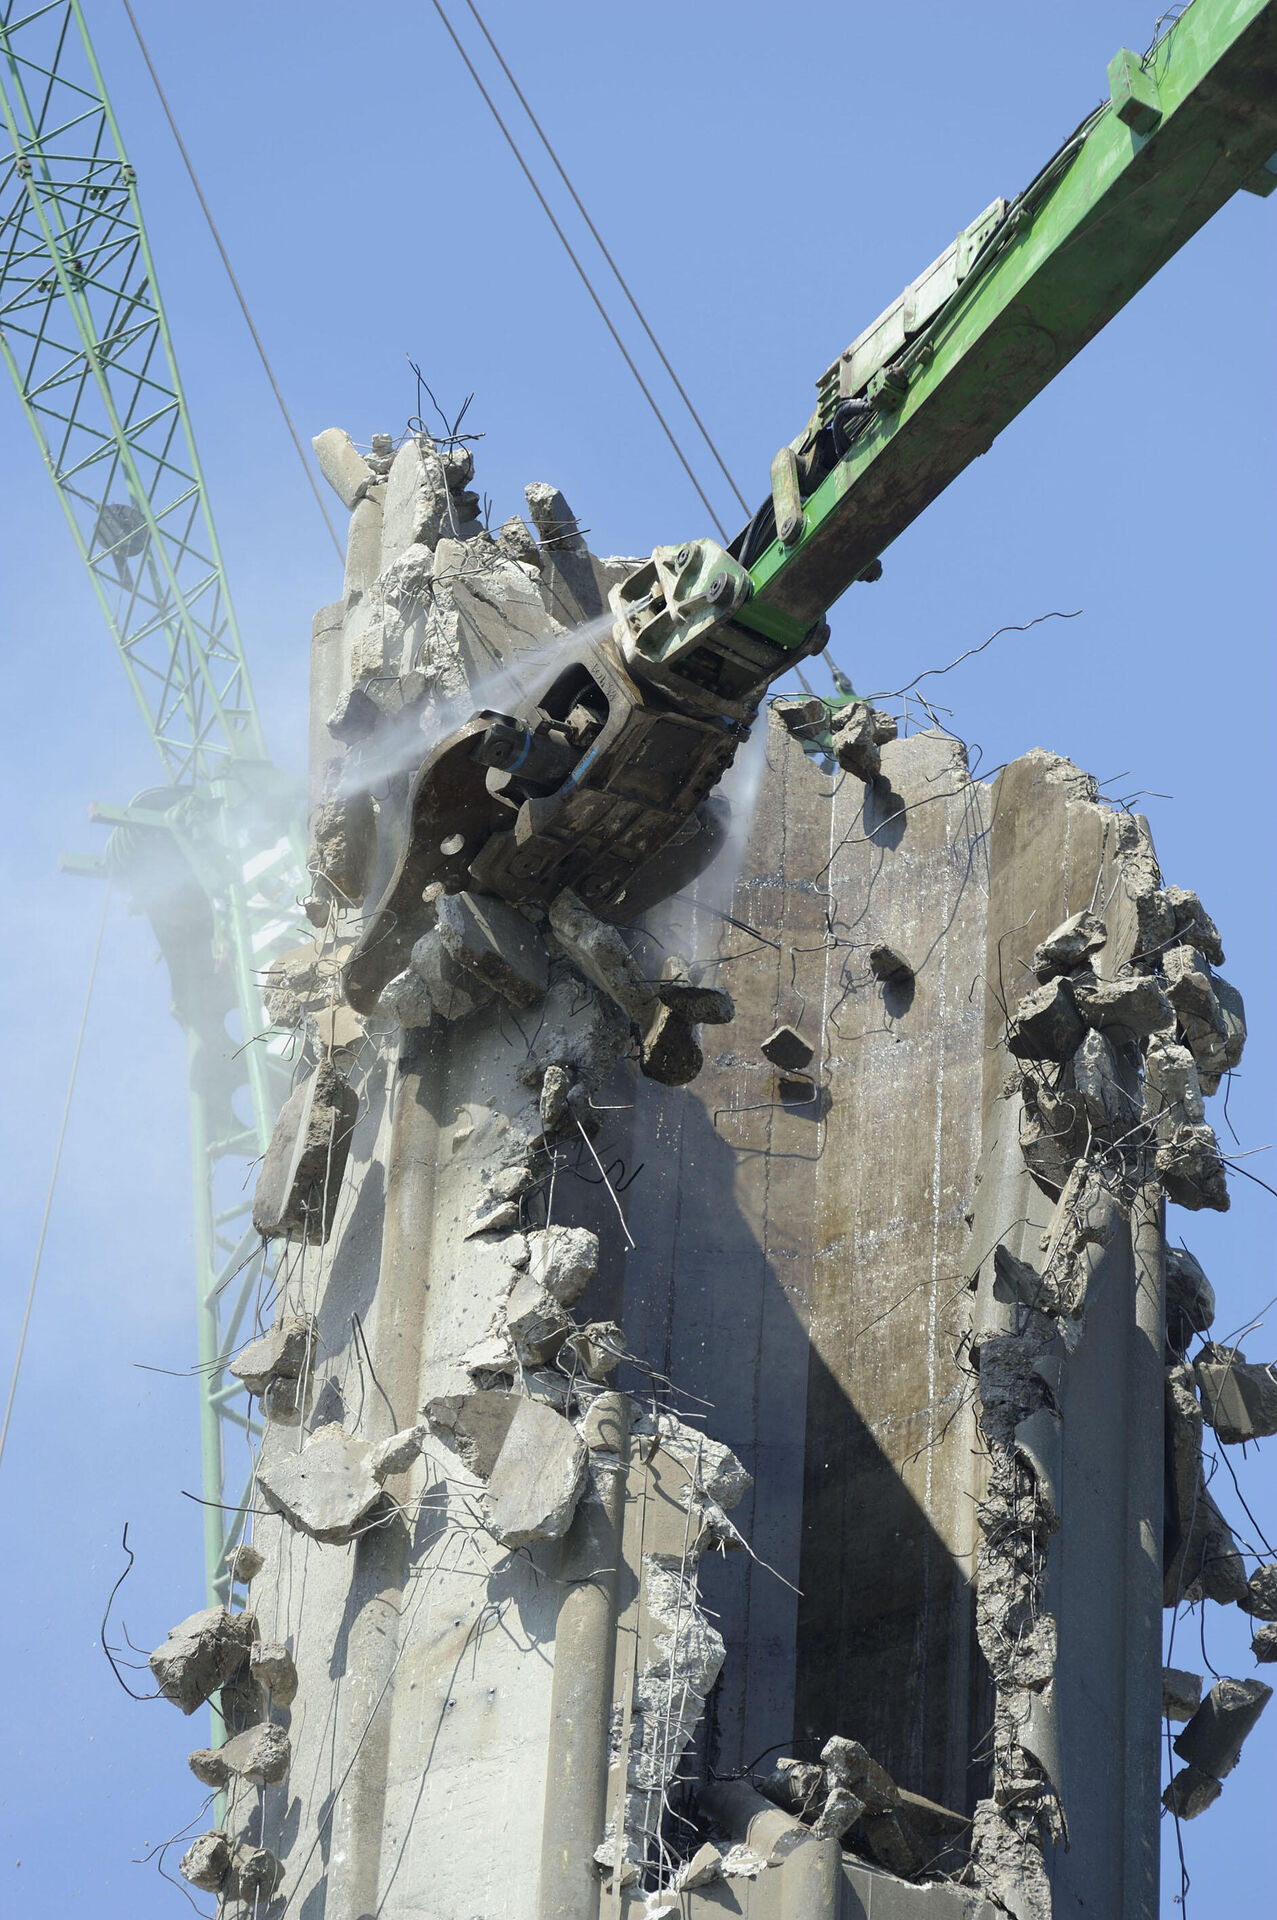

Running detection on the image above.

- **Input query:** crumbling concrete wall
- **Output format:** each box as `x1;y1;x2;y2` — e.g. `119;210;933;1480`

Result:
156;430;1253;1920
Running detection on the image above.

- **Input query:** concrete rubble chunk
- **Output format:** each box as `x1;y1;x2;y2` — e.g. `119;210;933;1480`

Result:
773;693;828;742
219;1663;263;1734
1144;1036;1205;1126
326;683;381;744
562;1319;624;1379
504;1273;573;1364
230;1314;318;1396
225;1542;263;1585
862;1808;928;1877
1165;885;1225;966
378;967;435;1029
250;1641;299;1706
656;953;735;1024
1251;1623;1277;1662
218;1720;291;1786
1071;970;1173;1036
1032;910;1107;981
1007;977;1086;1062
227;1844;284;1900
409;930;495;1023
1239;1563;1277;1622
482;1396;588;1548
539;1062;571;1129
178;1830;230;1892
370;1424;426;1480
188;1745;230;1788
761;1023;814;1072
308;778;377;909
435;890;548;1009
312;427;374;509
1073;1026;1132;1132
1173;1676;1272;1779
1212;974;1246;1072
525;481;586;552
641;1002;704;1086
526;1224;599;1304
831;700;881;782
425;1390;521;1479
1163;1667;1203;1722
251;1062;359;1244
1165;1246;1215;1354
638;1407;753;1508
1196;1353;1277;1445
257;1423;384;1544
1162;1765;1222;1821
1164;1363;1248;1606
869;708;898;744
811;1784;866;1839
548;888;655;1025
758;1756;825;1818
1164;944;1226;1037
497;513;541;566
820;1734;900;1813
149;1606;257;1715
868;941;914;984
1156;1123;1230;1212
672;1843;722;1890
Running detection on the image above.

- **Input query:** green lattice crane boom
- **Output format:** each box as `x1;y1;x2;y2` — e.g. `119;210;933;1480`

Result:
0;0;304;1620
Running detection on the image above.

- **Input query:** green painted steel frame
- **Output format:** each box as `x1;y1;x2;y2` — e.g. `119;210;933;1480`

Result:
0;0;305;1631
743;0;1277;632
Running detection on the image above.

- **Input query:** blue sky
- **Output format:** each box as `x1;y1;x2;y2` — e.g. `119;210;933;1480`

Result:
0;3;1272;1913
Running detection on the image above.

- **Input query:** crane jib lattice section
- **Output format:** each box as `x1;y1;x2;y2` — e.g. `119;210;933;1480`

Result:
0;0;264;785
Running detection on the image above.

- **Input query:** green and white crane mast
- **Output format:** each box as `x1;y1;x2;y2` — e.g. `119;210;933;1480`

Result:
345;0;1277;1015
0;0;305;1615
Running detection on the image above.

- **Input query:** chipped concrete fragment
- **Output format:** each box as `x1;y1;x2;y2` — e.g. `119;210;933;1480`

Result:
1173;1676;1272;1779
1164;1363;1248;1606
1162;1765;1222;1820
1007;977;1085;1062
227;1845;284;1900
309;778;377;907
971;1798;1052;1920
483;1396;588;1548
218;1720;291;1786
1162;1668;1203;1722
230;1315;317;1395
811;1785;865;1839
225;1542;263;1585
435;890;548;1009
251;1062;359;1243
378;967;435;1029
634;1406;753;1509
1251;1623;1277;1662
409;930;494;1023
641;1002;704;1085
758;1756;825;1819
831;701;881;782
761;1024;814;1071
250;1641;298;1706
1072;1027;1132;1132
1032;910;1107;981
188;1745;230;1789
149;1606;257;1715
656;953;734;1024
1163;944;1225;1037
1156;1123;1230;1212
1071;970;1172;1036
1165;1245;1215;1354
539;1063;571;1129
312;427;374;508
821;1735;900;1812
1212;974;1246;1072
1144;1037;1205;1127
1164;886;1225;965
497;514;540;566
370;1425;426;1481
525;481;586;552
1196;1352;1277;1445
672;1843;722;1890
425;1390;520;1479
257;1423;384;1544
868;941;914;984
179;1831;230;1892
561;1320;624;1379
504;1273;573;1364
1239;1562;1277;1622
526;1224;598;1304
548;888;655;1025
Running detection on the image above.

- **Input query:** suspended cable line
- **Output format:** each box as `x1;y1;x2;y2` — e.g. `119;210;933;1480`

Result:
120;0;345;562
0;884;110;1474
430;0;731;541
460;0;750;520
